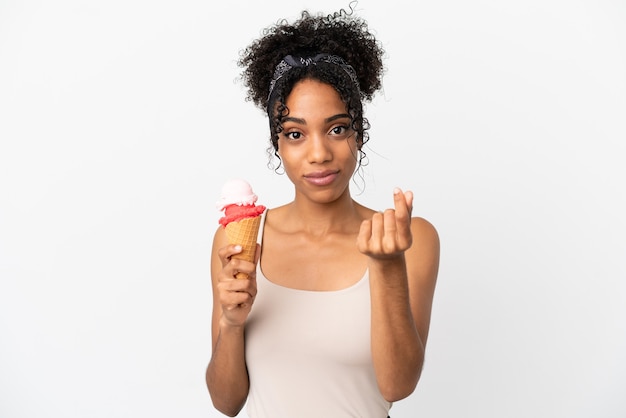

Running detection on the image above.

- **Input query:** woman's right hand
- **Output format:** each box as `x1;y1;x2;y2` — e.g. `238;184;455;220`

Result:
207;238;257;415
215;244;259;328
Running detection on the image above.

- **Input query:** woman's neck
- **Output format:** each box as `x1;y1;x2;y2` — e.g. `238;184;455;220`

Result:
283;194;366;237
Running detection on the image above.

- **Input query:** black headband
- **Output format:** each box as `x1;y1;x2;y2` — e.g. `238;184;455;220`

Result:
267;53;360;100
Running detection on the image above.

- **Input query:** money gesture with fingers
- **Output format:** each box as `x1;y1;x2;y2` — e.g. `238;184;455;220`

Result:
357;188;414;259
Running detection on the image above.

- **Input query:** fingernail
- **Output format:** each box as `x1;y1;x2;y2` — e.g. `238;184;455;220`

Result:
393;187;401;195
234;245;242;251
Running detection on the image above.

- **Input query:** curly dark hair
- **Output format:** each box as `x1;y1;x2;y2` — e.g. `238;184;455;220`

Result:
237;3;385;169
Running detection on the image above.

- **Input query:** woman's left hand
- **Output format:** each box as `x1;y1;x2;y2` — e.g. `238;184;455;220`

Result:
357;188;414;259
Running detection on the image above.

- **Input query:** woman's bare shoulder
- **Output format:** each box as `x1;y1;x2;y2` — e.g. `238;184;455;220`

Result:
408;216;440;255
411;216;438;238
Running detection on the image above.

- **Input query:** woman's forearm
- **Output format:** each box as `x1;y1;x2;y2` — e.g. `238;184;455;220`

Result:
369;256;425;402
206;320;249;417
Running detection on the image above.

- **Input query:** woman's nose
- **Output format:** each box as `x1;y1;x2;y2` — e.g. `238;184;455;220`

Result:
307;134;332;163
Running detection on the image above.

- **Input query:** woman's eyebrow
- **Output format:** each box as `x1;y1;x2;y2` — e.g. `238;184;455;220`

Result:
282;113;351;125
325;113;351;123
282;116;306;124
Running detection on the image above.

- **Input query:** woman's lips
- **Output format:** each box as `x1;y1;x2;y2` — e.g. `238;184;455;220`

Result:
304;170;339;186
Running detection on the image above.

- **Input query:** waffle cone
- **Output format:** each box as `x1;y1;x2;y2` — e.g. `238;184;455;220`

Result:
224;215;262;279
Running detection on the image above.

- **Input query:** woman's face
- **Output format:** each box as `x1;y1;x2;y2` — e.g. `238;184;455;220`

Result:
277;78;359;204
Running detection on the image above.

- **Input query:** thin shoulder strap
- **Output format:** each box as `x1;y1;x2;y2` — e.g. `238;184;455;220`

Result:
257;209;268;244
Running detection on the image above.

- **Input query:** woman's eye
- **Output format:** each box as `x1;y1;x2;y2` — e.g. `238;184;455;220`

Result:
284;131;302;140
330;125;351;137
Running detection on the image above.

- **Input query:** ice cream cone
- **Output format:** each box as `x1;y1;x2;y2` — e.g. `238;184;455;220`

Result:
224;215;262;279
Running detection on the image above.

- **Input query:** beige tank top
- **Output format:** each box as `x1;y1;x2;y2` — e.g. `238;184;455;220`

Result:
244;213;392;417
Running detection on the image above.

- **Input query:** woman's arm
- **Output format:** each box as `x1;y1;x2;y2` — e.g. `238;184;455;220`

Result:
205;226;259;416
357;189;440;402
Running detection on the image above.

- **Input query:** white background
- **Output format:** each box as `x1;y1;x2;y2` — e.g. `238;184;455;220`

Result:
1;0;625;417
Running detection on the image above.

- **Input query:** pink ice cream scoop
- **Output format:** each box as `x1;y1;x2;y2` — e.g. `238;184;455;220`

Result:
217;179;266;227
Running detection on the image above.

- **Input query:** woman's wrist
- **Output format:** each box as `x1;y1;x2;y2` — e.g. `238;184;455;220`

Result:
219;316;247;334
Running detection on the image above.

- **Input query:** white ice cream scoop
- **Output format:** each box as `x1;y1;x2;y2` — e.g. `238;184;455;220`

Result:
216;178;259;211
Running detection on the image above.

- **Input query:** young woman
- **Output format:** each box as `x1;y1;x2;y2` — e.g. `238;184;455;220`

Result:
206;7;440;418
